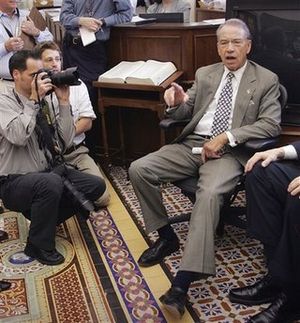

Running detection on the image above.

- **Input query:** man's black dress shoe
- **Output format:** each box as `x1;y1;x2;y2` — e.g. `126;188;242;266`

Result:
138;238;180;267
24;241;64;266
159;286;187;319
0;280;11;292
248;292;300;323
229;275;281;305
0;229;9;242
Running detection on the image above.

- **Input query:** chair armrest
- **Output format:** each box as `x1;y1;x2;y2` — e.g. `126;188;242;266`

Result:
159;118;191;130
244;136;280;152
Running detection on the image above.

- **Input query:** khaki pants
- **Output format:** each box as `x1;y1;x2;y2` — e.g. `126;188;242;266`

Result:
64;145;110;207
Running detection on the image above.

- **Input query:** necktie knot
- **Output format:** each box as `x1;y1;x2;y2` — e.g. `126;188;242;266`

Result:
227;72;234;81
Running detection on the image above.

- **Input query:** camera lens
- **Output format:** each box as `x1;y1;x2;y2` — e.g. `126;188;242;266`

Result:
51;67;81;87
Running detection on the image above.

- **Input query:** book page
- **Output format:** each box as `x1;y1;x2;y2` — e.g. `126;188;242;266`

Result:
98;61;145;83
79;27;96;46
126;60;177;85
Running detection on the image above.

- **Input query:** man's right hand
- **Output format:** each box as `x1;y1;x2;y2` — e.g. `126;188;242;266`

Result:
29;72;53;103
164;82;189;107
79;17;102;32
4;37;24;52
244;147;285;173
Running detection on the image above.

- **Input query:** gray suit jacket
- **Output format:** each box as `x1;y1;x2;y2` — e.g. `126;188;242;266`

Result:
167;60;282;164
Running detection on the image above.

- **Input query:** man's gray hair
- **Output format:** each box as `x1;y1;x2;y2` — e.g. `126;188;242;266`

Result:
216;18;252;40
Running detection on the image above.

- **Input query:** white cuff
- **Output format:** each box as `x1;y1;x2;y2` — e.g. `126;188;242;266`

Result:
225;131;238;147
283;145;298;160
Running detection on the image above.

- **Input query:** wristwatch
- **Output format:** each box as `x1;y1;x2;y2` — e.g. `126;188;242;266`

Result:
100;18;106;27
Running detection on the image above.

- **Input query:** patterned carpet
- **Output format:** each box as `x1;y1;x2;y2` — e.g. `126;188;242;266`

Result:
107;166;270;322
0;166;275;322
0;211;116;323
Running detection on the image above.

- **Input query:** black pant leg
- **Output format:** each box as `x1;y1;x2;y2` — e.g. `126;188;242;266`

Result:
0;173;64;250
245;161;298;246
269;193;300;287
246;161;300;287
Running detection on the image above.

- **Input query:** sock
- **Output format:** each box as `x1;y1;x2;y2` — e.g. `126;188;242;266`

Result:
172;270;206;293
157;224;178;241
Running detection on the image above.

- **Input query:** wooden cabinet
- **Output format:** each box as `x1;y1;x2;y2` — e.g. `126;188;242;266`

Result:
108;23;220;82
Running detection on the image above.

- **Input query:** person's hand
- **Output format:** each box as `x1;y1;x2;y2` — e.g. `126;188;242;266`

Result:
245;147;285;173
164;82;189;107
54;85;70;106
288;176;300;197
79;17;102;32
29;72;53;102
4;37;24;52
201;133;228;163
21;17;40;37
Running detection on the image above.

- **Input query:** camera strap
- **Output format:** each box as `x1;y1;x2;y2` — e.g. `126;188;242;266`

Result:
13;89;58;169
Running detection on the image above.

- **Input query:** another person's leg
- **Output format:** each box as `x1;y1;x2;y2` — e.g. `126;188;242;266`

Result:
160;154;243;318
230;161;300;321
248;193;300;323
66;150;110;207
128;139;201;267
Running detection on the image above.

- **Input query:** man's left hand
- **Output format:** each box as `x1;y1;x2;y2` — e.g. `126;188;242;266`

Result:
288;176;300;197
21;17;40;37
201;133;228;163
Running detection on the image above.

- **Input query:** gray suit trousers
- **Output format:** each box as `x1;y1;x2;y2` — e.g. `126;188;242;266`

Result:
129;136;243;275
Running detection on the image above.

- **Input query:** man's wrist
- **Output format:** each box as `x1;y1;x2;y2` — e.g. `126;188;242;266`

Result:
34;29;40;37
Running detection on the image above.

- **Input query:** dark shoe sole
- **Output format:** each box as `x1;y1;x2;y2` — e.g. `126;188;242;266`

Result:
24;248;64;266
229;294;277;306
138;258;162;267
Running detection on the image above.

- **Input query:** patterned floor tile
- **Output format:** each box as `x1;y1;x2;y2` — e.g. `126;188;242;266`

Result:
108;166;271;322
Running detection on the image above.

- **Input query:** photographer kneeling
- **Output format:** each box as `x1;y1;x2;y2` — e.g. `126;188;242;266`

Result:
0;50;106;266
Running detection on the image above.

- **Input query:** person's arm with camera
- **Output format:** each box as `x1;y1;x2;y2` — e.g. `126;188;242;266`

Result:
29;71;53;104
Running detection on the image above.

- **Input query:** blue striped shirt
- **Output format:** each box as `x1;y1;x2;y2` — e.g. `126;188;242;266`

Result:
60;0;133;41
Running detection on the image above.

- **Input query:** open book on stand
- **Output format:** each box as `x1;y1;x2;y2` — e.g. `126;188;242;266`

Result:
98;60;177;86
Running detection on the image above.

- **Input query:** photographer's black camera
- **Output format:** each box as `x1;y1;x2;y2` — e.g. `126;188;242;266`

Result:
38;67;81;87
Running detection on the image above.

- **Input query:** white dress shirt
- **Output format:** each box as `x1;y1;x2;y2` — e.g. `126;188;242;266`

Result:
0;8;53;79
50;81;96;146
194;61;248;146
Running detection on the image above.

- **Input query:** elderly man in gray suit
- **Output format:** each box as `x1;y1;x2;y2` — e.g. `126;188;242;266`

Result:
129;18;281;318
